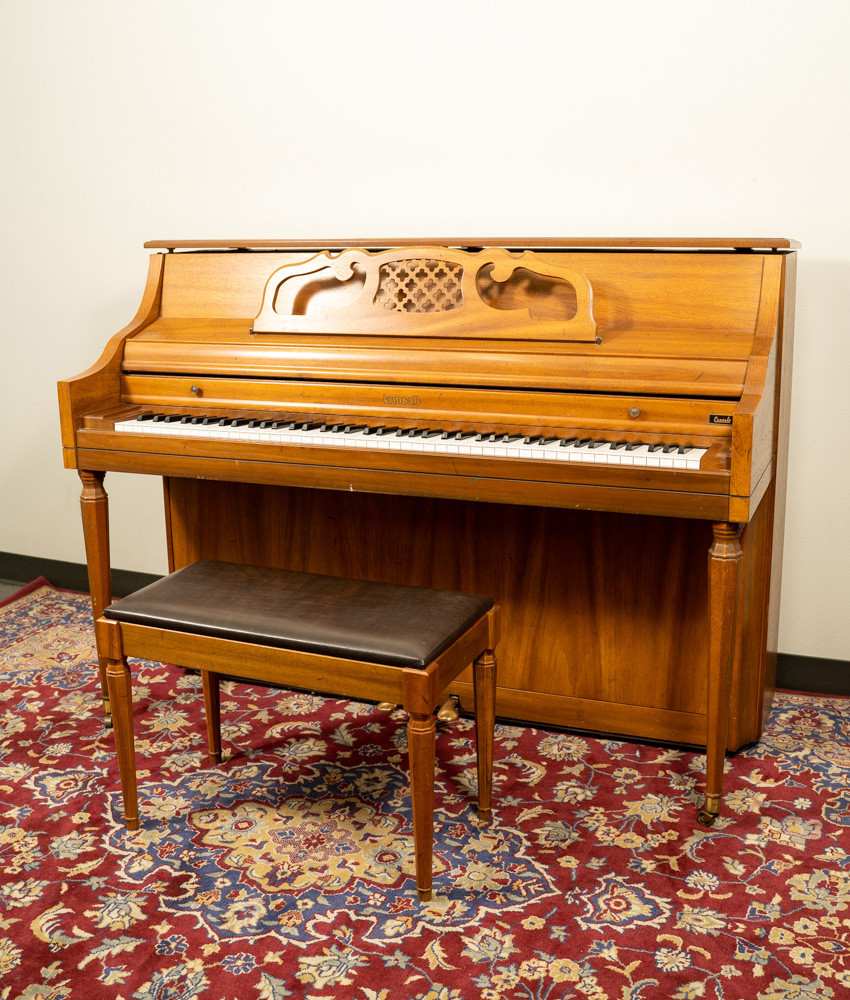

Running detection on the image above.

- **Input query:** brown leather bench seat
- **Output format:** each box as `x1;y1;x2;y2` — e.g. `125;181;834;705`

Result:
104;560;494;670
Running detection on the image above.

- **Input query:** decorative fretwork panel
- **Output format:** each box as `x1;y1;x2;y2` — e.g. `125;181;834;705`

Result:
253;246;598;343
375;259;464;313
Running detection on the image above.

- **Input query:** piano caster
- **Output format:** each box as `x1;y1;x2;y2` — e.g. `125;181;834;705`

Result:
376;702;396;712
437;694;460;723
697;794;722;827
103;698;113;730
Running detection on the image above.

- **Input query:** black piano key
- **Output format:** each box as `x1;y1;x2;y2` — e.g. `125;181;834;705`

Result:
376;426;399;436
344;425;367;434
610;441;628;450
421;429;441;438
364;425;383;435
136;413;156;421
523;435;542;445
559;438;578;447
454;432;475;441
662;445;677;454
587;440;605;449
648;444;663;453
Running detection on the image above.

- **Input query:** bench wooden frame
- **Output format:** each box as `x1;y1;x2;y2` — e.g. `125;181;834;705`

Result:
95;602;499;901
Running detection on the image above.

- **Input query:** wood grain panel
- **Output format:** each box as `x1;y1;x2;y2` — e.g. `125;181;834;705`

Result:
76;446;732;520
158;250;766;333
145;237;800;250
161;479;772;747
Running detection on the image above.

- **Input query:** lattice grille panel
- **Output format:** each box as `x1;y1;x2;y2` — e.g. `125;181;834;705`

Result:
375;258;463;313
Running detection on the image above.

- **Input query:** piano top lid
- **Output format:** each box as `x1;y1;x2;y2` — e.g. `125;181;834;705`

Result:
144;237;801;251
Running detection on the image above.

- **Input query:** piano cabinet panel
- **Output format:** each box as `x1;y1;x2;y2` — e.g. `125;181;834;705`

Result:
164;477;774;750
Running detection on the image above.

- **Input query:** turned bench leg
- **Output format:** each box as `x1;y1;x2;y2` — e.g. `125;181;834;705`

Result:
201;671;222;765
106;656;139;830
473;648;497;819
407;711;436;901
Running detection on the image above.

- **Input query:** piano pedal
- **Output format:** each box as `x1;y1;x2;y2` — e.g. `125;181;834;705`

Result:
376;696;460;723
437;694;461;723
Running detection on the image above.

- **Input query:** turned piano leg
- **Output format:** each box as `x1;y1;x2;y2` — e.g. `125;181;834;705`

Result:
79;470;113;729
699;521;743;826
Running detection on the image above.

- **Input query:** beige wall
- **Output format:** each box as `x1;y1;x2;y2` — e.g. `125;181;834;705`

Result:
2;1;848;659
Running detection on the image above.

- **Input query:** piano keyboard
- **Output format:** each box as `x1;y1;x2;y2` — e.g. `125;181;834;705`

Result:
114;414;708;469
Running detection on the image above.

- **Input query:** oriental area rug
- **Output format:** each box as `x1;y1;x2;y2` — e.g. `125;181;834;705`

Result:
0;581;849;1000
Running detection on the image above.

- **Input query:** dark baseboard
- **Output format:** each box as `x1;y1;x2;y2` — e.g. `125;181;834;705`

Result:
2;550;848;696
0;551;161;599
775;654;850;698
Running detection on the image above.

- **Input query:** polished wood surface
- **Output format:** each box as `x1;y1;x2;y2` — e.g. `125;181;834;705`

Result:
144;237;801;250
105;655;138;830
163;479;775;749
79;470;112;724
201;670;222;765
701;523;744;824
474;649;498;820
59;255;164;463
253;247;599;343
59;238;797;824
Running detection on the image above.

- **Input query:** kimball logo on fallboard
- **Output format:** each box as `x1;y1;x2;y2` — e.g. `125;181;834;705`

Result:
383;394;421;406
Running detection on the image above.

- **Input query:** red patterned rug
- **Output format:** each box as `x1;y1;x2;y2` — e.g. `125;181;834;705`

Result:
0;580;848;999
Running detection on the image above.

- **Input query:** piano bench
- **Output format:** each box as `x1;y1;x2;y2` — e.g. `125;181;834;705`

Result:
97;560;500;901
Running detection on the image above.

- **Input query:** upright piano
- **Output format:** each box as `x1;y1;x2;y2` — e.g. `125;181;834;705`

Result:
59;237;797;823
